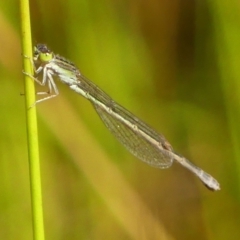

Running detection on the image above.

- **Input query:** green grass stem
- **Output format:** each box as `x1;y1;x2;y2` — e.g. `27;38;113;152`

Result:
19;0;45;239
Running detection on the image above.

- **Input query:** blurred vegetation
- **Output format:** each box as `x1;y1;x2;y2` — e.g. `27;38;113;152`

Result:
0;0;239;239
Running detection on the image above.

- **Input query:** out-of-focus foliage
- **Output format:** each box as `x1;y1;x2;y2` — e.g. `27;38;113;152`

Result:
0;0;239;239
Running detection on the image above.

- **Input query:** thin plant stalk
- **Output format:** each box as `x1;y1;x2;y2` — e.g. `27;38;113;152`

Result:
19;0;45;239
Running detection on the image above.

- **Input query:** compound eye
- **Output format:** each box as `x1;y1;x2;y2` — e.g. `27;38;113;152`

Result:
34;50;39;56
33;44;53;62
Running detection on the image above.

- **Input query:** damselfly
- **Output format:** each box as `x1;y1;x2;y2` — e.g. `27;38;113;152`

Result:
27;44;220;191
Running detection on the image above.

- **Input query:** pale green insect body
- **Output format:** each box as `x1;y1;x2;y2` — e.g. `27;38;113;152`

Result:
31;44;220;191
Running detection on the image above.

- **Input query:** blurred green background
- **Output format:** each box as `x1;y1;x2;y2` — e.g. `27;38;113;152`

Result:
0;0;239;239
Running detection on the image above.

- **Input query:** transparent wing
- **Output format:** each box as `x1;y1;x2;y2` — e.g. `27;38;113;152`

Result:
93;102;173;168
92;100;220;190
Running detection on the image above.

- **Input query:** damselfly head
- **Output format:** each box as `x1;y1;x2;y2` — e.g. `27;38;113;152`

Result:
33;44;54;63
